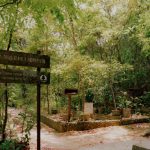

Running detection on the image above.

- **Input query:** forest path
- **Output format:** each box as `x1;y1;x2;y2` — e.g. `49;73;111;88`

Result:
30;123;150;150
8;108;150;150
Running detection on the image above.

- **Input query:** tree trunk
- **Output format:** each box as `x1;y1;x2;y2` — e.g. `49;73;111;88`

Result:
47;85;50;114
2;29;12;140
2;85;8;140
110;80;117;110
69;16;77;49
82;89;85;112
1;2;18;139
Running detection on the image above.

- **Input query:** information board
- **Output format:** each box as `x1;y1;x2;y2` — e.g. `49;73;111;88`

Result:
0;50;50;68
64;89;78;95
0;69;50;84
84;103;93;114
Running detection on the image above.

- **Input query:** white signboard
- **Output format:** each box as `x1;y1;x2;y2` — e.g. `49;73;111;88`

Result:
84;102;93;114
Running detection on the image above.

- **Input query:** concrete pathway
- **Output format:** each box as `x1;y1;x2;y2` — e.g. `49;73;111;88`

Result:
7;108;150;150
79;138;150;150
30;124;150;150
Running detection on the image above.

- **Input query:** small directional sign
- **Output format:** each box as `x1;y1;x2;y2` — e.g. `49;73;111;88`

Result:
64;89;78;95
39;73;50;84
40;75;47;82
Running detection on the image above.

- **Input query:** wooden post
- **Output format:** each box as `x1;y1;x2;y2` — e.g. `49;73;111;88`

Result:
64;89;78;122
37;51;41;150
47;85;50;114
68;95;71;122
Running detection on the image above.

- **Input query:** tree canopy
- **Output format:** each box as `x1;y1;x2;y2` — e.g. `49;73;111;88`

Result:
0;0;150;116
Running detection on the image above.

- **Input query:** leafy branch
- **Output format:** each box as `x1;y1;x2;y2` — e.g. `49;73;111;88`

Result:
0;0;21;8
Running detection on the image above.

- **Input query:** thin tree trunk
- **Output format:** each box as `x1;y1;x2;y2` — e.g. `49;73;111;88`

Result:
44;20;50;114
69;16;77;49
47;85;50;114
82;89;85;112
79;73;85;112
77;73;80;110
2;2;19;140
116;43;122;63
2;84;8;140
110;79;116;110
2;28;13;140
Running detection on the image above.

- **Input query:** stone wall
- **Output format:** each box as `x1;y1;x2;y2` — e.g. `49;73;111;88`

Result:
41;115;150;132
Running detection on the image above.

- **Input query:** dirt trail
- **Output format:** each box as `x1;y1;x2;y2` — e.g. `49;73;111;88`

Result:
8;108;150;150
30;123;150;150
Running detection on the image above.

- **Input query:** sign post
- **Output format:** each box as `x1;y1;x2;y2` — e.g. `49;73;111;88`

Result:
37;51;41;150
64;89;78;122
68;95;71;122
0;50;50;150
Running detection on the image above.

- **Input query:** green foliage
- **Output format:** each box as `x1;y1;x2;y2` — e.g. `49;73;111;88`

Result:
18;112;35;144
0;139;28;150
51;7;64;23
0;139;16;150
85;90;94;102
0;0;150;131
117;95;132;108
140;92;150;107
